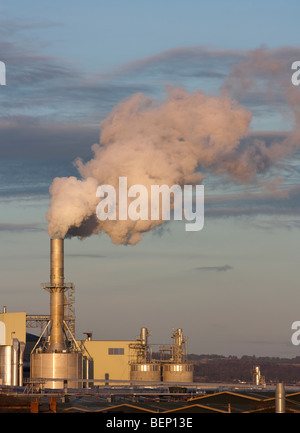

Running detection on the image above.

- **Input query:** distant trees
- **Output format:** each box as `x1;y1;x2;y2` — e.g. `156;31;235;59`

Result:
188;354;300;384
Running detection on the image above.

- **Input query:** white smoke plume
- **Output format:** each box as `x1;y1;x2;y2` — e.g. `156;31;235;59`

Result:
47;86;252;244
46;50;300;245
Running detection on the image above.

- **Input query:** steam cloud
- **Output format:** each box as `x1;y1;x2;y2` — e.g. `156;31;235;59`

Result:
47;49;300;245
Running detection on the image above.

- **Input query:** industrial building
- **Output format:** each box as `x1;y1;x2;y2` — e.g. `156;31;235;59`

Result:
0;309;26;386
0;237;194;389
0;237;298;416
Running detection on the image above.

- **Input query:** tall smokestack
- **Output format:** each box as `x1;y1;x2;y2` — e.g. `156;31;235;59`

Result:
50;238;64;287
31;237;82;390
49;238;66;352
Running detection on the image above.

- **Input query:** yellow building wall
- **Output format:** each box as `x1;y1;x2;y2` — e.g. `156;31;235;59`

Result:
0;311;26;345
80;340;136;382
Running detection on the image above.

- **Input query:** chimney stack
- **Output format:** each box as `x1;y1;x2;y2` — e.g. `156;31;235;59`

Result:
49;238;66;352
30;237;82;389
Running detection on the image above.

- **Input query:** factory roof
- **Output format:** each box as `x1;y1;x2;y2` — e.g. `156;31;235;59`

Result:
189;390;263;404
161;403;227;413
0;395;31;413
187;390;300;413
31;389;300;414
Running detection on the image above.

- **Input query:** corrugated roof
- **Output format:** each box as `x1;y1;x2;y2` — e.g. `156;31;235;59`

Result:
161;403;228;414
188;390;262;403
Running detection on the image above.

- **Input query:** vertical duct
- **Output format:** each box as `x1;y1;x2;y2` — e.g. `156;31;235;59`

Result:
49;238;66;352
18;342;25;386
140;327;149;347
11;338;19;386
275;382;286;413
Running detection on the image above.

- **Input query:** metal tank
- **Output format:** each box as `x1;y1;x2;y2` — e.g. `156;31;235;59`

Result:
129;327;161;382
161;329;194;383
31;352;82;389
30;238;82;390
130;363;161;382
0;345;12;385
0;338;26;386
162;363;193;383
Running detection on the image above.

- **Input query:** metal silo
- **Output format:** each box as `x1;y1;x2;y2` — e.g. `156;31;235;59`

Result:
0;345;12;385
161;329;193;383
162;362;194;383
0;338;25;386
130;363;161;382
30;238;82;390
129;327;161;382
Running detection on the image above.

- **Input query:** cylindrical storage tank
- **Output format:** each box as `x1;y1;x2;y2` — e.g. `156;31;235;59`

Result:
130;363;161;382
0;345;12;385
162;363;193;383
12;339;19;386
30;352;82;389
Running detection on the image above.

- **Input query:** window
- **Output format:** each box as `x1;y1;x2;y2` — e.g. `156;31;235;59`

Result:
108;348;124;355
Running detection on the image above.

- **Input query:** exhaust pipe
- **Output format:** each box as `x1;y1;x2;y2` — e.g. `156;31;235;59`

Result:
49;238;66;352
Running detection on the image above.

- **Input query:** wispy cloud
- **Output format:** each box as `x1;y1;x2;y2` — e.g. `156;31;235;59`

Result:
66;253;107;259
1;18;300;168
0;223;45;232
194;265;233;272
2;17;300;232
204;182;300;220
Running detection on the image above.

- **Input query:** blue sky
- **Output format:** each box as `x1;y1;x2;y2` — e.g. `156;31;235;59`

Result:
1;0;300;358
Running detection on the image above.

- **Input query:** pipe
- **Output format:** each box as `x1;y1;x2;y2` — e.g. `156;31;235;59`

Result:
140;327;148;346
49;238;66;352
18;342;25;386
275;382;285;413
12;338;19;386
50;238;64;287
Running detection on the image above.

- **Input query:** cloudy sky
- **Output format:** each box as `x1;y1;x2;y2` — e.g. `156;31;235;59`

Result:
1;0;300;358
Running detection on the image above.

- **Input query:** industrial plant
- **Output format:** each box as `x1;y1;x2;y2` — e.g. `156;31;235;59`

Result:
0;237;298;414
0;237;194;392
